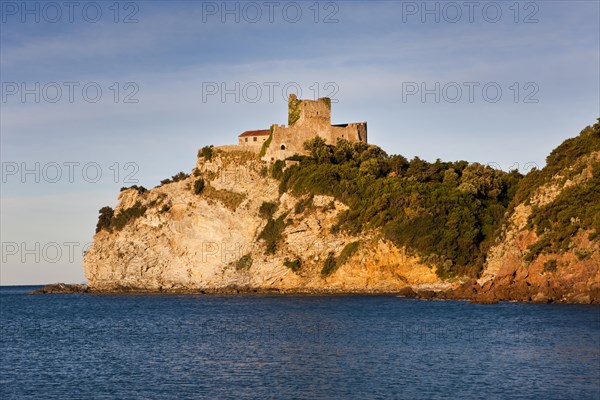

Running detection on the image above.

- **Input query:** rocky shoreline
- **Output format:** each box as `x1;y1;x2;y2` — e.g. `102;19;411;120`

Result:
29;283;91;294
29;283;415;296
429;280;599;304
29;283;599;304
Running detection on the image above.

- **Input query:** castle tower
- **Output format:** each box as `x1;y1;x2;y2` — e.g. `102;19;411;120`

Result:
288;94;331;131
260;94;367;161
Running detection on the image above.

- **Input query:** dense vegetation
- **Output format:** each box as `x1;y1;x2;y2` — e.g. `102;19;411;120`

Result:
259;127;274;158
288;96;302;125
525;121;600;260
512;121;600;208
338;241;361;266
199;145;214;161
284;257;302;272
258;213;288;254
527;164;600;259
235;254;253;270
202;186;246;211
294;195;314;214
94;119;598;279
193;178;205;195
160;171;189;186
96;206;114;233
259;201;278;219
120;185;147;194
321;241;362;276
272;123;600;277
321;252;338;276
274;121;598;276
276;137;522;277
95;202;147;233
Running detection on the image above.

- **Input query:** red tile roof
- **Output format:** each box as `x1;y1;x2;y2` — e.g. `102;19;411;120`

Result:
239;129;270;138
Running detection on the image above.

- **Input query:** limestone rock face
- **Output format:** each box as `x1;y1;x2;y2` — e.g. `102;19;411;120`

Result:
473;151;600;304
84;148;599;303
84;151;440;293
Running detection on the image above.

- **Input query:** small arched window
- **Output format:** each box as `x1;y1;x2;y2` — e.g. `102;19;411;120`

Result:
280;144;286;150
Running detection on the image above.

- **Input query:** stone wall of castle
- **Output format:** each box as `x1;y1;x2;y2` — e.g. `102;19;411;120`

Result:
218;95;367;161
331;123;368;143
262;95;367;161
238;138;265;147
217;144;261;154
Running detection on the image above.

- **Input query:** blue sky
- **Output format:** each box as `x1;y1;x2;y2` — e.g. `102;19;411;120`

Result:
1;0;599;284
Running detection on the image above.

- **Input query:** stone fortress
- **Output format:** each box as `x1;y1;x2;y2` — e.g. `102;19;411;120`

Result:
234;94;367;161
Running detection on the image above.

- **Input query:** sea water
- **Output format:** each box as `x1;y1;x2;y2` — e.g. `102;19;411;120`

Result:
1;286;598;399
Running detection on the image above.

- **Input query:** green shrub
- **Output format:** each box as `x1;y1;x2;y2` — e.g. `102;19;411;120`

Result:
259;201;278;219
294;200;306;214
294;195;313;214
330;223;340;234
96;206;114;233
337;241;360;266
575;248;592;261
258;214;288;254
259;128;273;158
193;178;205;195
111;202;147;231
148;193;167;208
288;95;302;125
359;159;391;178
96;202;147;233
286;154;307;162
235;254;253;270
199;145;214;161
304;136;333;163
173;172;189;182
319;242;360;277
321;252;338;276
271;159;285;179
120;185;147;194
160;171;189;186
283;257;302;272
203;186;246;211
525;236;552;262
324;200;335;211
543;259;558;272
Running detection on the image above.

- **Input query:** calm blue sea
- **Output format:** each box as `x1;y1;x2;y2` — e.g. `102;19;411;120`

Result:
0;286;599;399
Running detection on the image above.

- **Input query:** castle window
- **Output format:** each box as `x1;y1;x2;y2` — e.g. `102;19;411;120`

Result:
280;144;286;150
253;137;257;142
245;138;248;142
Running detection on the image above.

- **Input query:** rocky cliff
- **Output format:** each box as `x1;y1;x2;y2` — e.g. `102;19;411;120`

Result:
84;151;442;293
84;122;600;303
450;127;600;303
